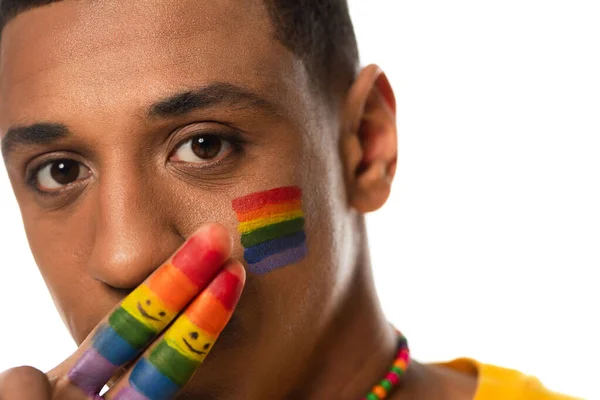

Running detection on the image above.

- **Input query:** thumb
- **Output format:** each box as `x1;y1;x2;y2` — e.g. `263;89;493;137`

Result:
0;366;52;400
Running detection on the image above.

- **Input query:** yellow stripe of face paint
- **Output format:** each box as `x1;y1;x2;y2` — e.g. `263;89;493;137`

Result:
121;284;176;331
164;315;216;362
237;209;304;234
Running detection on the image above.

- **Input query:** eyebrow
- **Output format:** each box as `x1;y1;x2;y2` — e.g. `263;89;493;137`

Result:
1;82;277;159
147;82;277;119
1;123;69;158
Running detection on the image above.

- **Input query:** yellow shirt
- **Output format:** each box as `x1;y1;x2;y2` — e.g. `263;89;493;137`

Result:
439;358;583;400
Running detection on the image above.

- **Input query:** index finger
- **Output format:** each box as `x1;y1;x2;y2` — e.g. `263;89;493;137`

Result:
66;223;232;397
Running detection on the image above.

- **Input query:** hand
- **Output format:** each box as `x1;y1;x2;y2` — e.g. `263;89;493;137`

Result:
0;223;245;400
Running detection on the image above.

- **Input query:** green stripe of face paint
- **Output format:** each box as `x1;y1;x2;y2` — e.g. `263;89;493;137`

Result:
148;340;199;386
108;307;157;349
241;217;305;247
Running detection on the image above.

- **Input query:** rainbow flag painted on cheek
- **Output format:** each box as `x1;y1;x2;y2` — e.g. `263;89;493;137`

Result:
232;186;307;274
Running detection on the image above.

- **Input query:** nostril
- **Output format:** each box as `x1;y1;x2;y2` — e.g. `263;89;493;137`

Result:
87;223;185;290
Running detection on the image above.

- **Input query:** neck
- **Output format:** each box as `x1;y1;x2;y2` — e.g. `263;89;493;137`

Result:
188;228;417;399
288;256;399;399
290;252;434;400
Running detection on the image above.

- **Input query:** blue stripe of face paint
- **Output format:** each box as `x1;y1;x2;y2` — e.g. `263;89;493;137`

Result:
129;358;180;400
92;324;138;366
243;231;306;264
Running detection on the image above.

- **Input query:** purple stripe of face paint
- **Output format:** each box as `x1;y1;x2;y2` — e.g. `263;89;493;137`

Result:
247;242;307;274
68;348;119;395
243;231;306;264
112;386;151;400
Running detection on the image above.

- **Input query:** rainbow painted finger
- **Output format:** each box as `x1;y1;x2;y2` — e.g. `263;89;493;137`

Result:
232;186;307;274
68;226;230;396
111;262;245;400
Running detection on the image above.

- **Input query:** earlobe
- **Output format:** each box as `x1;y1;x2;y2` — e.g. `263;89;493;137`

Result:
341;65;398;213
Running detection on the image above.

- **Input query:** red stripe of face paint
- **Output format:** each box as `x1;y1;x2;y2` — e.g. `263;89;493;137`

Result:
171;235;227;288
206;269;243;310
232;186;302;213
235;200;302;222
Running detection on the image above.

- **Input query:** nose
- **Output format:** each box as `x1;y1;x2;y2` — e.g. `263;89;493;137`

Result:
86;174;182;289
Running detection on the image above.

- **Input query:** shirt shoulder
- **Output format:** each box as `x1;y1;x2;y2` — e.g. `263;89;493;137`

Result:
432;358;582;400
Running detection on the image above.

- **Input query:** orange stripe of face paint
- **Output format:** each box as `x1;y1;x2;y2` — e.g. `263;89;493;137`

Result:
184;292;231;337
147;264;198;311
235;200;302;222
171;235;226;288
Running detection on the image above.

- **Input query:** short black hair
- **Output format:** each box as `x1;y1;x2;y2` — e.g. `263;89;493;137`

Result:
0;0;359;97
265;0;359;95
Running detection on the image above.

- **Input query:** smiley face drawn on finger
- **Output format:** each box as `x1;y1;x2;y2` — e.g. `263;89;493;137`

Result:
121;285;176;331
182;331;213;356
136;298;168;321
165;315;215;362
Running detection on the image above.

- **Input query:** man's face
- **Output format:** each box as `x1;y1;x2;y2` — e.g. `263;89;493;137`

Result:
0;0;353;384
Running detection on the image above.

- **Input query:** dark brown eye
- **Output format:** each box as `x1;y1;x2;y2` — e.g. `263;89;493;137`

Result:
171;135;232;164
51;160;80;185
35;159;90;191
191;135;222;159
190;332;199;340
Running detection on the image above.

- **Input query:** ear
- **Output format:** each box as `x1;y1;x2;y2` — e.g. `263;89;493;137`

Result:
341;65;397;213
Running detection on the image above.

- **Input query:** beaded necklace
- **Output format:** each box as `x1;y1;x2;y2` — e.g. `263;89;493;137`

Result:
361;330;410;400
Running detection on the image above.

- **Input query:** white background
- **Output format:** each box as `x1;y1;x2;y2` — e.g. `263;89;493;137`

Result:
0;1;598;399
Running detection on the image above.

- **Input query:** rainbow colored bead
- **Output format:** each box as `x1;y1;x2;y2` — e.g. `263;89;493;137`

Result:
361;331;410;400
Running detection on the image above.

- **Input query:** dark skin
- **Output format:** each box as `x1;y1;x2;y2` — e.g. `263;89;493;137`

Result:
0;0;477;399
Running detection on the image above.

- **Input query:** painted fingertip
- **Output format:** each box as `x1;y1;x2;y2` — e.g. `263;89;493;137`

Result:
223;259;247;283
190;222;233;258
210;260;245;310
170;223;232;289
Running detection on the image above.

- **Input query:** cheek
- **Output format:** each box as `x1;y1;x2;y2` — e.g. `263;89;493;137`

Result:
21;212;98;330
19;203;135;343
22;193;96;276
170;186;241;237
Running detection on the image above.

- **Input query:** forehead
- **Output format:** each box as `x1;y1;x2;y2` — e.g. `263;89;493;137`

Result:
0;0;305;134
